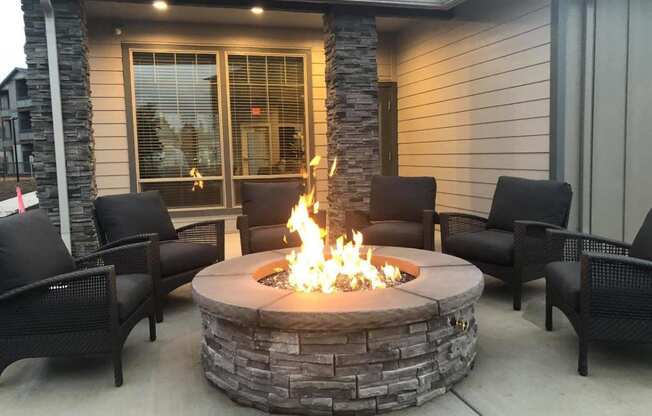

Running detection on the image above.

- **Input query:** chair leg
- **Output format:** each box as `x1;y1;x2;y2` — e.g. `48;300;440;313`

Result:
578;336;588;376
545;283;553;331
512;282;522;311
156;293;164;323
113;350;123;387
149;314;157;342
156;308;164;323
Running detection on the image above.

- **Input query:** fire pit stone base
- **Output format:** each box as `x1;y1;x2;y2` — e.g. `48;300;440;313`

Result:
194;248;483;415
201;304;476;415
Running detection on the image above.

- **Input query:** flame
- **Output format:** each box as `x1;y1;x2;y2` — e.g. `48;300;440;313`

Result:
189;168;204;191
329;158;337;177
285;189;402;293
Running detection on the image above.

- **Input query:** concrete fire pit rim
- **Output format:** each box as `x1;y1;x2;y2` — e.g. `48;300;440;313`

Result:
192;247;482;330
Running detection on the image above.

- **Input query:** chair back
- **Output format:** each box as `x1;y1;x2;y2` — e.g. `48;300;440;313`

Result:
94;191;178;244
630;208;652;261
487;176;572;232
0;209;74;293
241;180;304;227
369;176;436;223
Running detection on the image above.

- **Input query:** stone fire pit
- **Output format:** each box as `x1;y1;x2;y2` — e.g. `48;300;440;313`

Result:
192;247;483;415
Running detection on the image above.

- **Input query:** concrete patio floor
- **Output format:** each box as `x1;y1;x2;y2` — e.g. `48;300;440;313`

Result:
2;234;651;416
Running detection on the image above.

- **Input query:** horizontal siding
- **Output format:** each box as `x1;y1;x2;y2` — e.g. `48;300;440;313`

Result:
396;0;551;217
88;19;395;214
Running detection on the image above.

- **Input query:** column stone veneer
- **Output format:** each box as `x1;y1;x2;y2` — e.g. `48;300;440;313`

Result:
22;0;97;255
323;10;380;238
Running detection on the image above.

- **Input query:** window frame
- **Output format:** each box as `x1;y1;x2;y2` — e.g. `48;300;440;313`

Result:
124;45;314;212
224;50;312;208
127;48;227;211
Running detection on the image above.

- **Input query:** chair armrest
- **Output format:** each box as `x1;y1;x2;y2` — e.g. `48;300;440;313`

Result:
97;233;158;251
439;212;487;252
0;267;118;337
547;229;631;263
581;252;652;322
422;209;436;251
76;241;157;280
513;221;563;268
176;219;225;262
345;210;371;239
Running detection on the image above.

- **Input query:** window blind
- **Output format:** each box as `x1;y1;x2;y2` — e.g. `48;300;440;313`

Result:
227;54;307;179
132;52;223;208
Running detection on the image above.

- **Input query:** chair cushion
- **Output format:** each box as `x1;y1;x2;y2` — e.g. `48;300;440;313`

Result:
0;210;74;294
487;176;573;232
362;221;424;249
94;191;178;243
369;176;436;223
241;181;304;227
159;240;218;278
545;261;581;312
630;208;652;261
115;273;152;321
445;229;515;266
250;225;301;253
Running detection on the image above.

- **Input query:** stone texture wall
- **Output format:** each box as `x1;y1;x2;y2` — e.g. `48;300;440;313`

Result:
22;0;97;256
200;305;477;415
324;11;381;239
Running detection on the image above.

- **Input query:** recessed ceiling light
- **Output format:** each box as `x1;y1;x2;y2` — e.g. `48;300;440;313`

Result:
251;6;264;15
153;1;168;11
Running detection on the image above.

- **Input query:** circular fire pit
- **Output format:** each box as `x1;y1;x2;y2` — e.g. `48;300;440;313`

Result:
193;247;483;415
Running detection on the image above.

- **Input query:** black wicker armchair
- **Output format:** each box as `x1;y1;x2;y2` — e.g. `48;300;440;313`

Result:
345;176;437;251
0;210;157;387
237;180;325;255
545;208;652;376
94;191;225;322
441;176;573;310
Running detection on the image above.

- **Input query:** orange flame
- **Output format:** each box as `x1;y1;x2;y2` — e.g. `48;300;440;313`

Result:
286;185;401;293
190;168;204;191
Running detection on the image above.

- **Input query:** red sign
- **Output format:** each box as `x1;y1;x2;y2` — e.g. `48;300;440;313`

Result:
251;107;262;116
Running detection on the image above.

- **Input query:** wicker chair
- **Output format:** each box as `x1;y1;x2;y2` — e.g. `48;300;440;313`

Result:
545;208;652;376
441;176;573;310
0;210;157;387
345;176;437;251
94;191;225;322
237;181;325;255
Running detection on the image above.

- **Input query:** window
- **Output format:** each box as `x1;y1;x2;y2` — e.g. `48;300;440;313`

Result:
18;111;31;132
132;52;223;208
16;79;28;100
0;91;9;110
227;54;307;204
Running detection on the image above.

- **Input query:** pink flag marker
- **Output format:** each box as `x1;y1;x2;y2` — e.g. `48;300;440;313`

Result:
16;186;25;214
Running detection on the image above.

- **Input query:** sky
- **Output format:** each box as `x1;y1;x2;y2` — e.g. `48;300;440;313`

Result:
0;1;27;80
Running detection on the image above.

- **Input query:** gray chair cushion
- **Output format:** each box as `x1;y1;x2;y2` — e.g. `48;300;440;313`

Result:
241;181;304;227
94;191;178;243
115;273;152;321
545;261;581;312
445;229;515;266
369;176;436;223
250;225;301;253
159;240;217;278
630;208;652;261
362;221;424;249
0;210;74;294
487;176;572;232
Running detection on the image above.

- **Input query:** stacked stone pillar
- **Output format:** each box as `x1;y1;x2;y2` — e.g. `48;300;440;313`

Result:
323;9;381;238
22;0;97;255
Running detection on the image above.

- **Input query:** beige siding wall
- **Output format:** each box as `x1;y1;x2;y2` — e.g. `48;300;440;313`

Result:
87;19;395;223
396;0;551;217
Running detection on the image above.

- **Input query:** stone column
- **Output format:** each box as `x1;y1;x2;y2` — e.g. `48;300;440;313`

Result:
22;0;97;256
323;9;380;239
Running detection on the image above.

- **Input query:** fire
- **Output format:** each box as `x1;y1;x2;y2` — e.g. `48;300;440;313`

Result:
285;183;401;294
190;167;204;191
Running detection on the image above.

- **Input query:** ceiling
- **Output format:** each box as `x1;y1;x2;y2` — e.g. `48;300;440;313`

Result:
85;1;431;32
